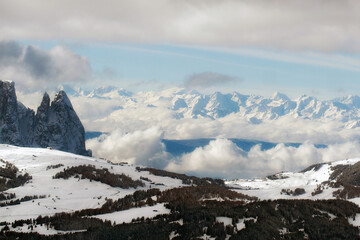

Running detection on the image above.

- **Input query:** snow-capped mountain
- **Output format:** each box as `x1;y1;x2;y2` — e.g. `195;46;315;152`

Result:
65;85;360;128
58;84;133;99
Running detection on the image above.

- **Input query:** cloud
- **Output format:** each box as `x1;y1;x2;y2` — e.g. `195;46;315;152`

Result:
0;40;22;64
166;139;246;177
2;1;360;52
223;48;360;73
86;127;360;179
81;101;360;145
69;96;127;126
0;40;91;89
16;87;360;179
71;92;360;179
18;87;360;146
185;72;241;89
86;127;170;168
166;139;360;179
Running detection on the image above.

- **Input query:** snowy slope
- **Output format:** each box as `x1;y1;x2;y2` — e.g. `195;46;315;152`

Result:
0;144;184;223
2;144;360;238
226;158;360;201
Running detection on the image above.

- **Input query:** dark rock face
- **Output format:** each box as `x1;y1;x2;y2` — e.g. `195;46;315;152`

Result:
17;101;35;146
0;80;90;156
34;91;88;155
33;92;51;148
0;81;20;145
0;81;35;145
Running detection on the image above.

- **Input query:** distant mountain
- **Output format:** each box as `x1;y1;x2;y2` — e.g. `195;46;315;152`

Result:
0;80;89;156
65;86;360;128
58;84;133;99
88;86;133;99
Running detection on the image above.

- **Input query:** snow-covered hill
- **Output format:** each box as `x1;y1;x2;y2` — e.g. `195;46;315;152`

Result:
64;85;360;128
228;157;360;206
2;144;360;239
0;144;184;224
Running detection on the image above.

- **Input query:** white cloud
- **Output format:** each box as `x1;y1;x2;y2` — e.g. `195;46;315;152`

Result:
211;47;360;73
0;0;360;51
86;127;360;179
17;87;360;146
86;127;170;168
166;139;360;179
185;72;242;89
83;104;360;145
166;139;246;176
0;40;91;89
16;90;45;111
70;96;127;127
2;1;360;52
15;88;360;179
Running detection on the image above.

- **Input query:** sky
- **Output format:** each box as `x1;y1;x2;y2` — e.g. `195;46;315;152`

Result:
1;0;360;99
3;0;360;178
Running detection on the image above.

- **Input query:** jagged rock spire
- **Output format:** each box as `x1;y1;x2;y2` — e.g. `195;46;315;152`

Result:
0;80;90;156
0;81;22;145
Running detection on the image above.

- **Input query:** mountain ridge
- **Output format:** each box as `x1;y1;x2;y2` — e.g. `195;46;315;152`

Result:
61;85;360;128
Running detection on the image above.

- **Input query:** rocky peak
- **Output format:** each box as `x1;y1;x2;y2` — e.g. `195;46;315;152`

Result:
53;90;72;107
0;80;21;145
37;92;50;118
0;80;90;156
33;92;51;149
45;90;88;156
0;81;17;118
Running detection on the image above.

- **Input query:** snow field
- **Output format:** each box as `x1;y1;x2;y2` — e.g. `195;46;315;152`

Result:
0;145;183;223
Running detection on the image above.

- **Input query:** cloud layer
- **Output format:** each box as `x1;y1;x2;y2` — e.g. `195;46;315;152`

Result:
185;72;241;89
0;40;91;89
16;88;360;179
86;127;170;169
167;140;360;179
80;102;360;146
1;1;360;52
78;91;360;179
87;129;360;179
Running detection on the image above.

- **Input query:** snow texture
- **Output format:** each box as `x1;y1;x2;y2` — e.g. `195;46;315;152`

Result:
227;158;360;201
2;143;360;235
0;144;183;223
93;203;170;224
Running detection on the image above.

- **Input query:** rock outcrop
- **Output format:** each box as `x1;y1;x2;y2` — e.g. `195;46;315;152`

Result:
0;80;90;156
0;81;35;146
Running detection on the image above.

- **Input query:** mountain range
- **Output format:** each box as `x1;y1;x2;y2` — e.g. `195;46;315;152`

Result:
61;85;360;128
